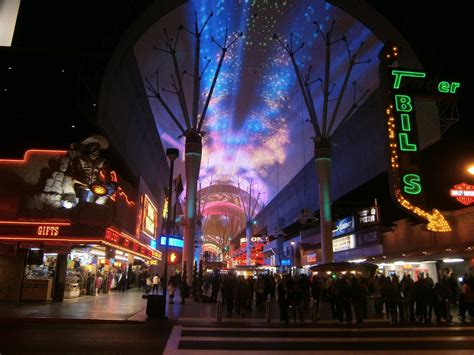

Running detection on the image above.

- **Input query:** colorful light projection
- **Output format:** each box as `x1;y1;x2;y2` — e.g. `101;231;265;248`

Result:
134;0;383;204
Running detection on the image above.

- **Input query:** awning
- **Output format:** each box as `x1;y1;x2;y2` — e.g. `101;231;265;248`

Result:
309;262;378;277
0;221;161;261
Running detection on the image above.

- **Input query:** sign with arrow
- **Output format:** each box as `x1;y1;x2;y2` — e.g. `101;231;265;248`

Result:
385;68;460;232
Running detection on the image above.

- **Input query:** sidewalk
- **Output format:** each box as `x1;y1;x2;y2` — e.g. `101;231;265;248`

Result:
0;288;149;323
1;289;471;327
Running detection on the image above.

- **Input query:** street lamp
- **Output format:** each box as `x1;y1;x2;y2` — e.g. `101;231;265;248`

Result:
467;164;474;176
164;148;179;307
290;241;296;275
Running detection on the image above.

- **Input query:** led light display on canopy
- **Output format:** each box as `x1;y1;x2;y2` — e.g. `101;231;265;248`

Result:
134;0;383;206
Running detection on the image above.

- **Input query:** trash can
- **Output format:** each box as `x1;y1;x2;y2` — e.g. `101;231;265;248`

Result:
143;294;166;318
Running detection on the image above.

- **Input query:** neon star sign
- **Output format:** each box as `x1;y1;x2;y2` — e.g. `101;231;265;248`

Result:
386;69;460;232
450;183;474;206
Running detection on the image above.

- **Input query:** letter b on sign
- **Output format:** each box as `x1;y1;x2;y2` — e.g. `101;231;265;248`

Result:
395;95;413;112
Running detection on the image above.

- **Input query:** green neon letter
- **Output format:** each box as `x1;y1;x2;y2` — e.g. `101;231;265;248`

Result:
450;82;460;93
391;70;426;89
400;114;411;131
395;95;413;112
438;81;450;93
403;174;422;194
399;133;417;151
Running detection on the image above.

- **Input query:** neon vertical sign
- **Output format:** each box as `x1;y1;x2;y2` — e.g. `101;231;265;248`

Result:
386;69;458;232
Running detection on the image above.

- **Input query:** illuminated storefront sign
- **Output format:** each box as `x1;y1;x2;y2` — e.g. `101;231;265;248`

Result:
333;234;356;253
162;197;169;219
240;236;262;244
0;221;161;261
306;253;317;263
386;67;456;232
355;230;379;247
356;207;378;226
281;259;291;266
332;216;355;237
140;194;158;239
37;225;60;237
450;183;474;206
104;228;162;260
160;235;184;248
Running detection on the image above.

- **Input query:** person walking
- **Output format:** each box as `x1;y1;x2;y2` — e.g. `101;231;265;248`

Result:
383;279;401;324
146;274;152;294
310;275;321;321
277;275;289;325
152;274;160;294
350;276;364;327
168;275;177;304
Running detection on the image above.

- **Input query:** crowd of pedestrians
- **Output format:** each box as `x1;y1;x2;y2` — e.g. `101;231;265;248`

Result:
139;267;474;325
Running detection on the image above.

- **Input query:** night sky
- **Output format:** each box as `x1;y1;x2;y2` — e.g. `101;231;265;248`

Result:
1;0;471;222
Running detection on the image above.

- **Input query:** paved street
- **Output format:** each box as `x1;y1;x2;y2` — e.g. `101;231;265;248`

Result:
0;322;172;354
164;324;474;354
1;289;474;354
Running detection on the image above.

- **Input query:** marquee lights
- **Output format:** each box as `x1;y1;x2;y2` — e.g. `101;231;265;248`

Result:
386;68;454;232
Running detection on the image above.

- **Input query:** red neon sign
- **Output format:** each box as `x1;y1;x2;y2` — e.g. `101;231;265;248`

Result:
450;182;474;206
37;225;60;236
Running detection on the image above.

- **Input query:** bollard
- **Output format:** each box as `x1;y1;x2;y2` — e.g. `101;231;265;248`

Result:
312;300;318;323
400;299;408;323
217;299;222;324
266;297;272;324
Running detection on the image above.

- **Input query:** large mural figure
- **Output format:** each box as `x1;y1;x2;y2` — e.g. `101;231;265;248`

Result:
36;135;116;209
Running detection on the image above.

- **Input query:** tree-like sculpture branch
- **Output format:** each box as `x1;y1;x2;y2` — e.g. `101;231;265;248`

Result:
146;12;242;282
274;21;370;264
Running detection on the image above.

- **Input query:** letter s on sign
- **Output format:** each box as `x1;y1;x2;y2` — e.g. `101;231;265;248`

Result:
403;174;422;195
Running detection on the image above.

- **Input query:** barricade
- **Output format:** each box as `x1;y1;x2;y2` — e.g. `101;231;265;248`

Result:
312;300;318;323
216;299;223;324
400;299;408;323
266;297;272;324
142;294;166;319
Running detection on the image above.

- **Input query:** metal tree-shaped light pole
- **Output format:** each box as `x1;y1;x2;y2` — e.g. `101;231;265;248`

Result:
163;147;178;305
222;214;243;268
274;21;370;264
237;178;263;266
146;12;242;281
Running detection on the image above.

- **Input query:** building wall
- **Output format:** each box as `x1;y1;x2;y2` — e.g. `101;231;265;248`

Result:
382;206;474;256
98;47;169;213
97;0;184;215
0;252;25;301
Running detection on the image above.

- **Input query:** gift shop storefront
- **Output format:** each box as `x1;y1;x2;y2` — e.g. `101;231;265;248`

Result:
0;140;166;301
0;223;161;301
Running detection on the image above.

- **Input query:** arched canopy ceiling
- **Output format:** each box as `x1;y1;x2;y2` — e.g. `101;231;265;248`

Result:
134;0;383;205
198;181;262;217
